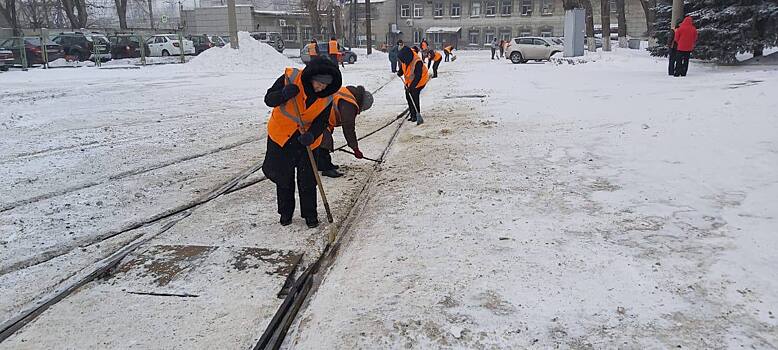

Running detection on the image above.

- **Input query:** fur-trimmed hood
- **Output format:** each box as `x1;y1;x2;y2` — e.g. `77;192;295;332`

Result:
301;57;342;98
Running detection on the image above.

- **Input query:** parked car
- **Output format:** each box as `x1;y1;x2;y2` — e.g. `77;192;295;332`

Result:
300;43;357;64
505;37;563;64
0;48;13;71
249;32;284;53
145;34;195;57
187;34;226;55
52;32;112;61
0;37;64;66
107;34;148;59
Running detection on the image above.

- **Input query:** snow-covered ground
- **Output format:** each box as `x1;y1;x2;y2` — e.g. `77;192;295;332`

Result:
1;43;777;349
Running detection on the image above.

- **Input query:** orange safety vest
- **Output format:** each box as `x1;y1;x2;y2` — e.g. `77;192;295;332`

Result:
443;46;453;54
267;67;334;149
401;55;430;89
328;40;338;54
308;44;317;56
432;51;442;62
328;87;359;130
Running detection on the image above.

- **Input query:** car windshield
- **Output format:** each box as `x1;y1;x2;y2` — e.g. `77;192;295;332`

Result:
221;36;230;43
24;37;56;45
163;35;180;41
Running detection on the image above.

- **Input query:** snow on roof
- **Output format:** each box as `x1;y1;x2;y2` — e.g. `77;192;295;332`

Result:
425;27;462;33
346;0;387;4
254;10;290;15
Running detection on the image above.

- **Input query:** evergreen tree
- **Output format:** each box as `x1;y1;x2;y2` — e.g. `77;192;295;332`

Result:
650;0;778;63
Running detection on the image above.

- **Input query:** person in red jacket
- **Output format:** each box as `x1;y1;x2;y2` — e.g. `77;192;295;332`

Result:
673;16;698;77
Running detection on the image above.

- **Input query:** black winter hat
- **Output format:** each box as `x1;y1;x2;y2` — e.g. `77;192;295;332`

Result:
301;57;342;98
398;46;415;64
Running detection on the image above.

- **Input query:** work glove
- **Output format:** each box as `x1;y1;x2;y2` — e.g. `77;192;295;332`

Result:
396;70;403;77
281;84;300;102
297;132;314;146
352;147;363;159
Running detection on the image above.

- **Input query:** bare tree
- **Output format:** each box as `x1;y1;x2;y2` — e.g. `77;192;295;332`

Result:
62;0;88;28
581;0;595;51
303;0;321;39
600;0;611;51
0;0;22;35
114;0;127;28
616;0;627;47
639;0;656;46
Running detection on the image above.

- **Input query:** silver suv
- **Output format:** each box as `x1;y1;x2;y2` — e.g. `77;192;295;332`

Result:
506;37;563;64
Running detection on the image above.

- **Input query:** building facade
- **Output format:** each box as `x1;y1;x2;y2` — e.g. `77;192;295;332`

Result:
346;0;648;49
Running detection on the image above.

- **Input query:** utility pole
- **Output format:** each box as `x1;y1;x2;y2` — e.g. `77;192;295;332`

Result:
227;0;239;49
148;0;155;30
365;0;371;54
670;0;683;28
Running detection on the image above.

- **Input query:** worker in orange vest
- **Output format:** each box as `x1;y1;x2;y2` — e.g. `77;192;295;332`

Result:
443;45;453;62
328;37;339;67
315;85;374;177
426;49;442;78
308;39;319;58
262;57;342;228
397;46;429;125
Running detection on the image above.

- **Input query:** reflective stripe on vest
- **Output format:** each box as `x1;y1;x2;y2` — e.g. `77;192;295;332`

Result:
329;87;359;127
267;67;334;148
402;56;430;88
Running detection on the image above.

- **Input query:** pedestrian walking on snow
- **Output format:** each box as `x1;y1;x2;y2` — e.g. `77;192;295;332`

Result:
673;16;698;77
490;38;498;59
667;27;677;76
315;85;374;177
499;39;505;58
389;40;402;73
262;57;342;228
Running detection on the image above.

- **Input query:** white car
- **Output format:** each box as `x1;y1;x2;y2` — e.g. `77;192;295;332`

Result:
505;37;563;64
145;34;195;57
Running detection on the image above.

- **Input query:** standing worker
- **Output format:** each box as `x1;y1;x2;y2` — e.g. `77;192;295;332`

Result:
308;39;320;59
426;49;442;78
388;40;403;73
673;16;698;77
667;26;677;76
499;39;505;58
420;39;429;62
315;85;374;177
443;44;454;62
490;38;498;59
397;46;429;125
262;57;343;228
328;37;339;67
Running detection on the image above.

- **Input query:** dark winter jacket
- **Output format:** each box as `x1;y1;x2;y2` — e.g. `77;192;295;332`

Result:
674;16;698;52
262;57;342;183
388;45;399;60
667;28;677;49
397;46;424;89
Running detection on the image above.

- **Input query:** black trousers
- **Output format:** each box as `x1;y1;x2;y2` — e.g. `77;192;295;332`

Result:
444;52;450;62
491;48;496;59
262;138;318;219
330;54;339;67
674;51;691;76
430;60;440;78
315;147;336;171
390;58;397;72
668;48;677;76
405;86;423;118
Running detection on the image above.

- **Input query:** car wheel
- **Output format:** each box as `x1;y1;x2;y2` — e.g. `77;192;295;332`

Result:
162;50;170;57
348;55;356;64
510;51;523;64
0;65;8;71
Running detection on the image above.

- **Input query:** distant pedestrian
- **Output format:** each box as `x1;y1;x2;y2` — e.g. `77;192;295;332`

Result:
388;40;403;73
490;38;498;59
667;27;677;76
420;39;429;62
499;39;505;58
673;16;698;77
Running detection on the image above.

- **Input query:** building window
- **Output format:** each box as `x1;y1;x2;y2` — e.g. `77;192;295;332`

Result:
484;0;496;16
470;1;481;16
540;26;553;37
519;27;532;36
302;27;313;40
609;0;617;12
434;2;444;17
484;30;496;44
401;3;410;17
429;33;442;43
499;29;512;41
541;0;552;15
468;29;480;45
413;3;424;17
413;30;423;43
500;0;512;15
282;26;297;41
521;0;532;15
451;2;461;16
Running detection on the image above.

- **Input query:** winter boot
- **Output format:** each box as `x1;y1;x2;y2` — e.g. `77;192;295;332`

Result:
280;215;293;226
321;169;343;178
305;217;319;228
416;114;424;125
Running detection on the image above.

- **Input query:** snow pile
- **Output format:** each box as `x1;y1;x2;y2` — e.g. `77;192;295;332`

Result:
186;31;297;73
48;58;94;68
